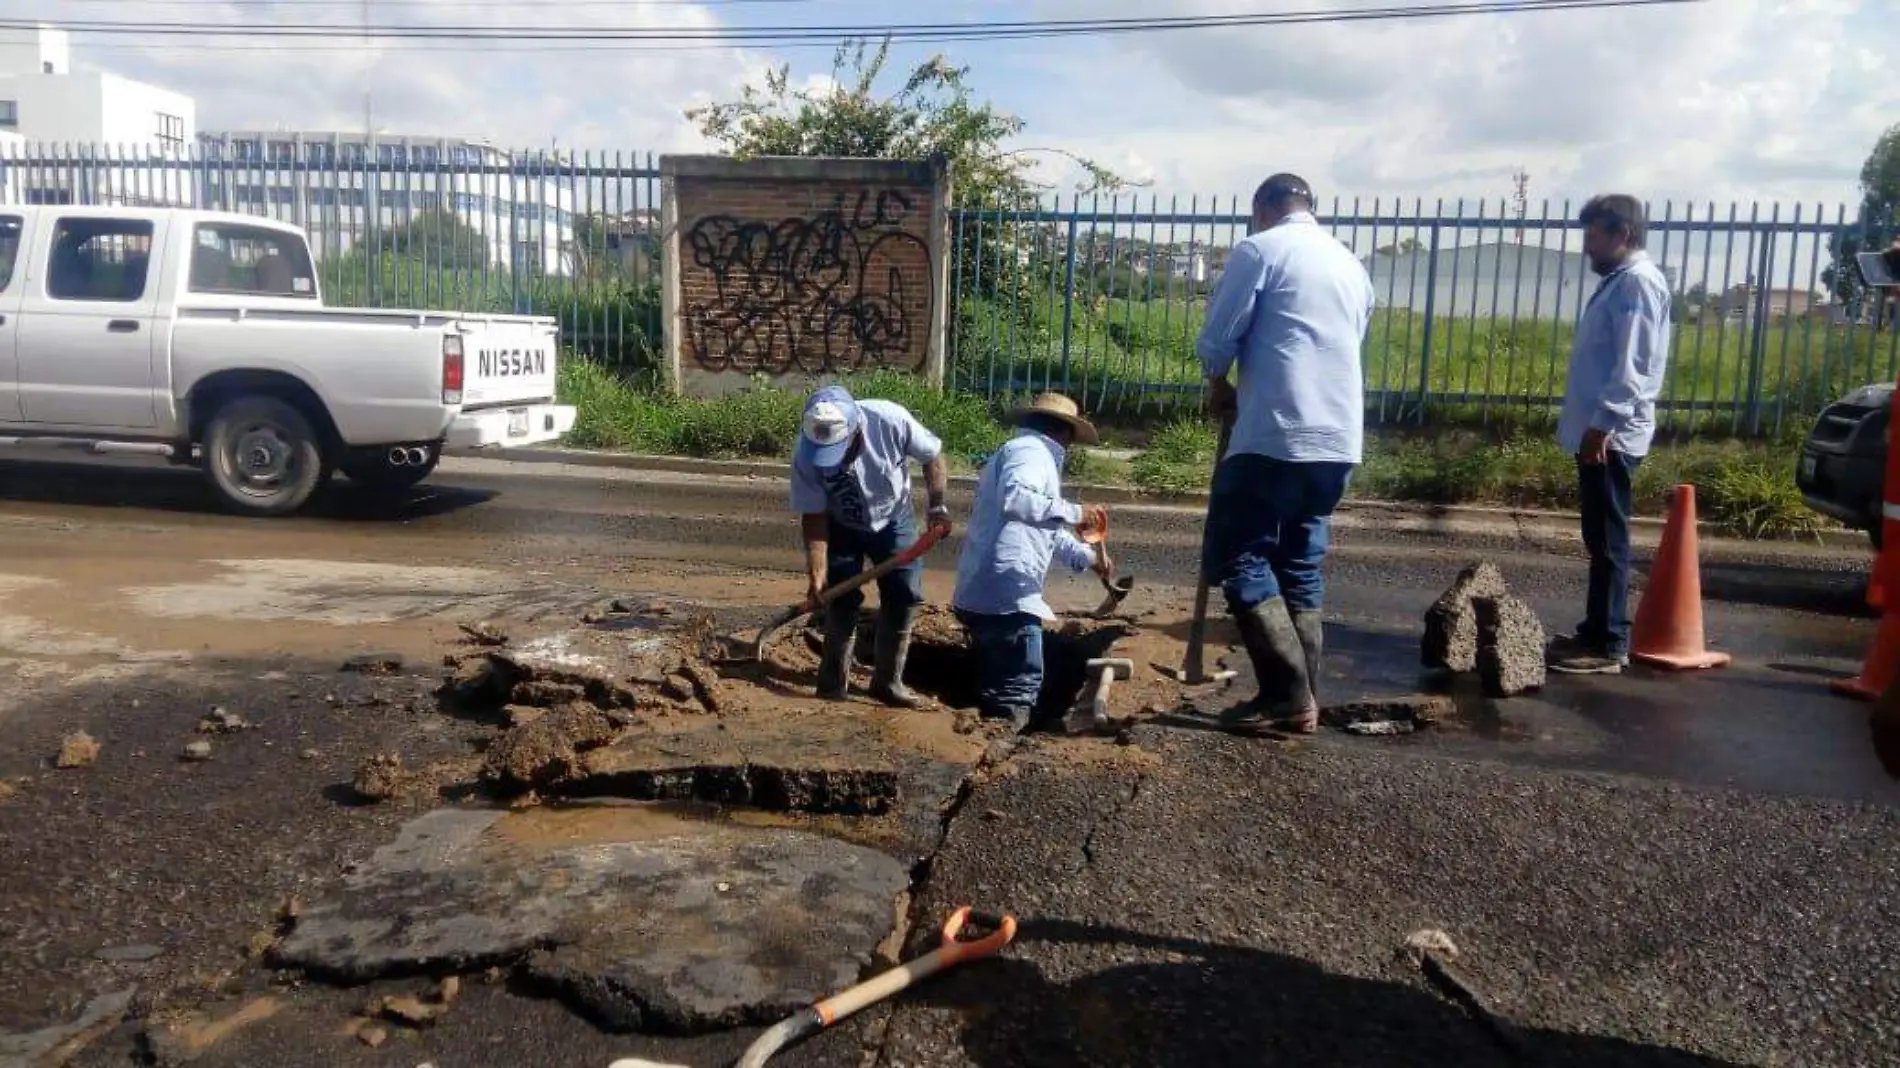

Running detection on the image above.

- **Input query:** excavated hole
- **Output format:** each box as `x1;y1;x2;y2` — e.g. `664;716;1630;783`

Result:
845;613;1134;728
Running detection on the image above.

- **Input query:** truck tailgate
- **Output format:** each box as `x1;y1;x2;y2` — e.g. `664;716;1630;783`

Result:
461;318;559;409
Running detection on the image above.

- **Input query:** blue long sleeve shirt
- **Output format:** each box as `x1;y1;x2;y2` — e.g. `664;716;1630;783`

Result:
1556;250;1673;459
952;430;1097;622
1195;212;1376;464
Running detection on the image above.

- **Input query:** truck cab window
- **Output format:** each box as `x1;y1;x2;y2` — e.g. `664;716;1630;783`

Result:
47;218;154;302
0;215;20;292
189;223;318;299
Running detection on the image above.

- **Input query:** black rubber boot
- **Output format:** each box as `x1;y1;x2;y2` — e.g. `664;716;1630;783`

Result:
1292;610;1324;705
869;602;925;709
814;603;859;700
1221;597;1318;734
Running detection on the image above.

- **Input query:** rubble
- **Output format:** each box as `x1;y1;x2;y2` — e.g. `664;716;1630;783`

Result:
181;740;213;762
1321;695;1455;734
1476;594;1547;697
353;753;408;802
55;731;101;769
197;707;251;733
1422;563;1508;673
341;653;405;675
480;705;624;791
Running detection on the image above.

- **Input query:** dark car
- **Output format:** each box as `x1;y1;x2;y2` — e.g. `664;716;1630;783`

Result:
1798;381;1892;549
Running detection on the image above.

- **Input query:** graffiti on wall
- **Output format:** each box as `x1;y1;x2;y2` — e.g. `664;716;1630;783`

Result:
683;189;933;375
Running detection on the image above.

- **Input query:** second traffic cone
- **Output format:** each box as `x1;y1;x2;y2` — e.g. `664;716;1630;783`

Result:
1630;484;1732;671
1832;608;1900;701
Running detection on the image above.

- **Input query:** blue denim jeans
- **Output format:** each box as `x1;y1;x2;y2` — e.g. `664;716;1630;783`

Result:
955;609;1044;722
1577;452;1642;657
827;509;924;614
1202;454;1355;614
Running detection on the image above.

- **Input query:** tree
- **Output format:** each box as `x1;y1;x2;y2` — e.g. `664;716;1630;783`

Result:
1823;123;1900;315
378;209;491;273
687;36;1137;350
1375;237;1425;257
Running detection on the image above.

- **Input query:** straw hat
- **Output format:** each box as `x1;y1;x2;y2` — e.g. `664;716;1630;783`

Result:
1011;392;1099;446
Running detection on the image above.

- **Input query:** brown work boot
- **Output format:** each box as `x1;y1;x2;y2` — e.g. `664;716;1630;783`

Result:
1221;597;1319;735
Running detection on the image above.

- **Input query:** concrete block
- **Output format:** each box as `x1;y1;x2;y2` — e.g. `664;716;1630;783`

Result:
1476;594;1547;698
1422;563;1509;673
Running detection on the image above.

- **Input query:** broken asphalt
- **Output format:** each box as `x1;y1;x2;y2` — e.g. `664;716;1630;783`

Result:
0;451;1895;1068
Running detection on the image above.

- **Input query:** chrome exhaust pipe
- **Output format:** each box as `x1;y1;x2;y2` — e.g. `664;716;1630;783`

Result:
405;447;431;466
388;447;410;466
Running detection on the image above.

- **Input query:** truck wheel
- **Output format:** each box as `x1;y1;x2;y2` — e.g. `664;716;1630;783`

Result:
342;447;439;492
203;396;330;516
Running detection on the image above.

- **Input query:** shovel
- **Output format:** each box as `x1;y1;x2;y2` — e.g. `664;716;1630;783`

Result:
608;907;1016;1068
1074;505;1134;618
748;521;949;662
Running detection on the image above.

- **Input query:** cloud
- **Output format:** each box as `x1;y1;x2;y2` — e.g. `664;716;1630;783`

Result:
1011;0;1900;208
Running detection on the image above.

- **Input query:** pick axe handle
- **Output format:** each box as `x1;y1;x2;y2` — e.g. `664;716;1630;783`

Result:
1181;417;1233;679
755;523;949;653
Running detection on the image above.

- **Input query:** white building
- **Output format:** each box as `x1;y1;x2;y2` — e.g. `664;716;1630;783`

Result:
195;130;577;275
0;24;197;206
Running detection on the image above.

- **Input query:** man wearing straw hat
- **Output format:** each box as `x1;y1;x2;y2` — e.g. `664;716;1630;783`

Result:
1196;172;1375;734
952;393;1112;730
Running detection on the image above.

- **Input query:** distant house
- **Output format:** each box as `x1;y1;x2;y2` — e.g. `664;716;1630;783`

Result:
1716;284;1822;322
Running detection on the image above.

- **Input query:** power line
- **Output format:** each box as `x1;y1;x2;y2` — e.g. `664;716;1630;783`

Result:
0;0;1711;49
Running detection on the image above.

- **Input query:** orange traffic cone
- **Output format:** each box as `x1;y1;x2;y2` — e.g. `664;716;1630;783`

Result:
1870;675;1900;780
1835;386;1900;701
1630;484;1732;671
1833;609;1900;701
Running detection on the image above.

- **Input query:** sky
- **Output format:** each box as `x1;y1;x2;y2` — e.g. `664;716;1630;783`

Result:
13;0;1900;215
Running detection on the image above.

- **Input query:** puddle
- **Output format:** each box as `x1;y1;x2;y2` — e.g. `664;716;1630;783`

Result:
489;804;712;853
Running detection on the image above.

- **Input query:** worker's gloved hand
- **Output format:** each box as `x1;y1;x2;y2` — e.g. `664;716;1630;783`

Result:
1076;505;1109;544
1091;544;1115;581
927;503;953;537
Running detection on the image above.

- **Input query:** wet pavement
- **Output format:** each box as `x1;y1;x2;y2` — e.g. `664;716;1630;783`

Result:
0;450;1896;1068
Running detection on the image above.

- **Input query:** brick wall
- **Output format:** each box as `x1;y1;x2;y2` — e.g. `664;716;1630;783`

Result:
661;155;949;397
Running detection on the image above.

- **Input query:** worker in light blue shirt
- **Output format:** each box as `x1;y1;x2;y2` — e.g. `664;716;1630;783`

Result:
790;386;951;706
1548;194;1674;675
952;393;1111;730
1194;172;1375;735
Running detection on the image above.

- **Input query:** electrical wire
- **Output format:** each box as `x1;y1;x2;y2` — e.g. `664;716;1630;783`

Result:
0;0;1711;50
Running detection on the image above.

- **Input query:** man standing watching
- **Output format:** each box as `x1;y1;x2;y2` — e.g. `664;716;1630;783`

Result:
791;385;951;706
1195;173;1375;734
1548;194;1673;675
952;393;1111;731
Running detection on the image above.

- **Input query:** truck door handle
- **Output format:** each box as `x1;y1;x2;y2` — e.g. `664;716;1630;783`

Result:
107;320;140;333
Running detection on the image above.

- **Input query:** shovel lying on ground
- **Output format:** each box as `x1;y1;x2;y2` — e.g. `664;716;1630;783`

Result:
608;907;1016;1068
747;521;949;662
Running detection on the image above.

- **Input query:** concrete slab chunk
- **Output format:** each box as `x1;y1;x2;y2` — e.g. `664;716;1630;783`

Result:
1422;562;1509;673
1476;594;1547;698
274;807;910;1034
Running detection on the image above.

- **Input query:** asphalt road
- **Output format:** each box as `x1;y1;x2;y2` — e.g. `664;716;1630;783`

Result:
1;450;1896;1068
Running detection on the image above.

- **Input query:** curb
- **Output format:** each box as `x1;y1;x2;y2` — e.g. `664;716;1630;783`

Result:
472;446;1871;553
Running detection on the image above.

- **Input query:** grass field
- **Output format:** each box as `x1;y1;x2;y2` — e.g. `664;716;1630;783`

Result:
953;292;1900;436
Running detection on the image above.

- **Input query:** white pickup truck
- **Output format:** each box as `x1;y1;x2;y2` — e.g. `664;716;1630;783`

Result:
0;205;576;515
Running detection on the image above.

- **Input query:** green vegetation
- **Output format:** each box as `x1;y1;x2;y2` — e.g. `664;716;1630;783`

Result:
561;357;1829;541
560;360;1008;462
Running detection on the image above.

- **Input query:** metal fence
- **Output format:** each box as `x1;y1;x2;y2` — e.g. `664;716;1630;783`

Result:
4;145;1895;436
948;196;1900;435
0;144;666;371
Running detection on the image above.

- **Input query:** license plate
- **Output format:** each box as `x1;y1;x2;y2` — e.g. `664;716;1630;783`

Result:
1799;454;1817;480
507;410;530;438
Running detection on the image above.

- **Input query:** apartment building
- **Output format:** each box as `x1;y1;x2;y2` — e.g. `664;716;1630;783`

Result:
0;24;198;206
194;130;578;275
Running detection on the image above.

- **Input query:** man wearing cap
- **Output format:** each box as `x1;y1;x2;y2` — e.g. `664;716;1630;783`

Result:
791;385;951;707
1195;172;1375;734
952;393;1112;730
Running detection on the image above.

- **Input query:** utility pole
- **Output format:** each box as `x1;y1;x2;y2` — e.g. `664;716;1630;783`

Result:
1511;168;1529;243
